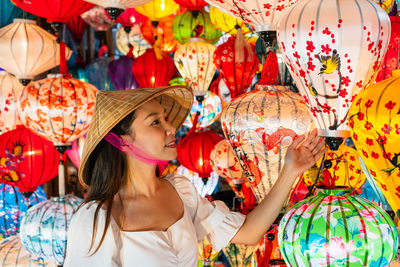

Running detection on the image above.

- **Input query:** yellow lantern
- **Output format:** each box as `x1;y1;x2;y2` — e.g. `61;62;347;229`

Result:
0;71;23;134
349;69;400;218
135;0;179;21
115;25;151;57
209;6;250;36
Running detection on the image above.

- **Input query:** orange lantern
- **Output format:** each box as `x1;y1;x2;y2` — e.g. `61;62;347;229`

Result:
140;15;177;53
0;71;23;134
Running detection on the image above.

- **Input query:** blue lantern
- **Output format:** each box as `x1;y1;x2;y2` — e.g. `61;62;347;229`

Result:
0;1;35;28
108;55;138;90
85;57;115;91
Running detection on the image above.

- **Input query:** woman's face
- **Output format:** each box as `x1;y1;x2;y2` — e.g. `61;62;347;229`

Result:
123;99;177;161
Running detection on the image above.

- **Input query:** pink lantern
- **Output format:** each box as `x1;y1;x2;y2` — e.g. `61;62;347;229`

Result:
66;136;86;169
0;71;23;134
81;6;115;31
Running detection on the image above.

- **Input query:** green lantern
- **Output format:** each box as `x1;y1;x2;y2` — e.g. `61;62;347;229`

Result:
172;10;221;44
278;188;398;266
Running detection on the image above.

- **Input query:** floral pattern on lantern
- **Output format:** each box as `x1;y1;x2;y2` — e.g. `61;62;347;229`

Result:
279;188;398;266
222;243;258;267
221;85;312;202
348;69;400;218
140;15;178;53
81;6;115;31
176;165;219;197
135;0;180;21
20;195;82;265
0;71;23;134
115;25;151;56
209;6;250;36
17;74;97;146
86;57;116;91
277;0;390;137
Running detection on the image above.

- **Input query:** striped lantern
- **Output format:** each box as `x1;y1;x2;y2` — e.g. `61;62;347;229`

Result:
0;19;72;84
0;71;23;134
135;0;180;22
205;0;300;32
0;184;47;239
277;0;391;138
85;57;116;91
0;235;56;267
221;85;312;202
174;38;217;99
115;25;151;56
278;188;398;266
176;165;219;197
222;243;258;267
19;195;82;265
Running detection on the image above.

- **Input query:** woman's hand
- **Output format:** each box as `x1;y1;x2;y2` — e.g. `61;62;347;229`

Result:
284;128;327;177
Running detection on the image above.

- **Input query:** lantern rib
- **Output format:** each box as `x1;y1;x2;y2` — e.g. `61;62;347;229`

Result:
33;202;48;257
25;125;34;189
69;79;78;141
258;93;272;191
304;194;324;264
37;133;47;188
28;25;47;79
50;200;61;261
11;23;24;76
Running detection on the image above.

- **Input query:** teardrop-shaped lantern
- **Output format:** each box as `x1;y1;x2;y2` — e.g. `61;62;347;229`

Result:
135;0;180;22
108;55;139;90
140;15;178;53
115;25;151;56
0;71;23;134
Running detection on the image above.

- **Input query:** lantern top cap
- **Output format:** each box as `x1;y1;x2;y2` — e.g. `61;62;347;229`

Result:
13;19;36;25
79;86;194;187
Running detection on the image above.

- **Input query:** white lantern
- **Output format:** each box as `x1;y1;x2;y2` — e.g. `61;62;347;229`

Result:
0;71;23;134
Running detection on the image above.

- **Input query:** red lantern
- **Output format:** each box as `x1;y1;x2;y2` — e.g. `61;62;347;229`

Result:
13;0;94;23
173;0;208;10
132;48;176;87
0;126;60;193
66;16;87;41
106;8;145;27
214;35;259;98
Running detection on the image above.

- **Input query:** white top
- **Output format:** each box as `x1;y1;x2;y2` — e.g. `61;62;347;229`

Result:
64;174;246;267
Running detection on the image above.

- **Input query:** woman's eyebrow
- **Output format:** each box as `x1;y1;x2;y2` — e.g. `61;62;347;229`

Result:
144;109;167;120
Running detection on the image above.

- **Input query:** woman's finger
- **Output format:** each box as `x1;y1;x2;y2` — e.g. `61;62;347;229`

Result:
311;137;325;154
302;129;317;148
314;146;328;162
290;134;305;149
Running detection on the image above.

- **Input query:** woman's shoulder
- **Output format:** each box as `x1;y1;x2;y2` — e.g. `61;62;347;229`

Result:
163;173;198;207
70;201;105;227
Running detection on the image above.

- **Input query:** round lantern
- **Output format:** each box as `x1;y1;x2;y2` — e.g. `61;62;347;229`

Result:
135;0;180;22
66;16;87;41
0;126;60;193
0;184;47;239
221;85;312;202
0;71;23;134
19;195;82;265
174;37;217;99
222;243;258;267
140;15;178;53
0;19;72;85
0;235;56;267
183;91;222;129
132;48;176;87
85;57;116;91
198;237;219;267
115;25;151;56
80;6;115;31
176;165;219;197
348;69;400;219
209;6;249;36
214;36;260;98
112;8;146;27
303;144;366;190
82;0;152;20
172;11;222;44
173;0;207;10
0;1;35;28
277;0;390;140
108;55;139;90
279;188;398;266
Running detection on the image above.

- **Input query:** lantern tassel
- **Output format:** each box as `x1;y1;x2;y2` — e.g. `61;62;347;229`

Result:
259;51;280;85
153;37;163;61
234;28;253;63
189;112;201;135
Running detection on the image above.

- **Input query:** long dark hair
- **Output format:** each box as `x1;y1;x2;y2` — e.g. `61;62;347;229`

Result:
82;111;136;255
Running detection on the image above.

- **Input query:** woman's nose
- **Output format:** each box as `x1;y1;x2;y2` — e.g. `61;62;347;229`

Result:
165;122;176;136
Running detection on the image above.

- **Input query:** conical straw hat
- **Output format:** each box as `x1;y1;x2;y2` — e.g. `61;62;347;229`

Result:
79;86;193;186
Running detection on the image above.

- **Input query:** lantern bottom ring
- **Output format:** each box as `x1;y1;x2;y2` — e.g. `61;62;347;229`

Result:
318;129;350;138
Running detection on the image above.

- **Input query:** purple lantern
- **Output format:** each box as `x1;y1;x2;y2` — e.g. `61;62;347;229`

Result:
108;52;138;91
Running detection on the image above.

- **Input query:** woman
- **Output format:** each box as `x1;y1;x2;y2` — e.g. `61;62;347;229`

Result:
64;86;326;266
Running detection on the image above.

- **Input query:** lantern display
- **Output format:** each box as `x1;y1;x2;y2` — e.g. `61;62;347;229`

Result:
174;38;217;99
0;184;47;239
140;15;178;53
198;237;218;267
132;48;176;87
183;91;222;129
209;6;249;36
277;0;390;140
173;0;207;10
85;57;116;91
205;0;299;32
113;8;146;27
0;126;60;193
257;225;286;267
115;25;151;56
80;6;115;31
20;195;82;265
374;0;397;14
222;243;258;267
376;16;400;82
135;0;180;21
0;0;35;28
66;135;86;169
0;71;23;134
176;165;219;197
172;11;222;44
0;235;56;267
66;16;87;41
83;0;152;20
108;55;139;91
303;144;366;190
279;188;398;266
348;69;400;219
214;35;259;98
0;19;72;85
221;85;312;202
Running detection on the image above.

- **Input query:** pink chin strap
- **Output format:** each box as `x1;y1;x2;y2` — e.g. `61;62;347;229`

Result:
104;132;169;175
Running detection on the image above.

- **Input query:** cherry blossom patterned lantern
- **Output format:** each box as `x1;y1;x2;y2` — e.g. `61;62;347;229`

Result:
277;0;390;144
0;126;60;193
140;15;178;53
108;54;139;90
83;0;152;20
135;0;180;22
173;0;208;10
80;6;115;31
221;85;312;202
115;25;151;56
0;71;23;134
348;69;400;219
0;19;72;85
174;38;217;101
222;243;258;267
176;165;219;197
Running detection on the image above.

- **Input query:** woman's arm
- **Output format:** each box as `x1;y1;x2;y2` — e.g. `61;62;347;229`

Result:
230;129;327;245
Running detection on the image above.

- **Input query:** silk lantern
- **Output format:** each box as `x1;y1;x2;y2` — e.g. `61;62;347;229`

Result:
0;126;60;193
277;0;390;143
0;71;23;134
66;136;86;169
0;184;47;239
66;16;87;41
108;54;139;90
209;6;249;36
0;19;72;85
176;165;219;197
348;69;400;218
221;85;312;202
172;11;222;44
115;25;151;56
0;0;35;28
113;8;146;27
140;15;178;53
132;48;176;87
222;243;258;267
135;0;180;22
83;0;152;20
198;237;218;267
174;38;217;100
0;236;56;267
173;0;207;10
80;6;115;31
20;195;82;265
279;188;398;266
214;35;259;98
85;57;116;91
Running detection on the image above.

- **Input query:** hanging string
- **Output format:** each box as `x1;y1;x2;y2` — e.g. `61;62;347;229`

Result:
59;24;68;75
153;36;163;60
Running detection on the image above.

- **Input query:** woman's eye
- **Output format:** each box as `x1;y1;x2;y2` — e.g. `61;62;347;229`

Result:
165;116;169;122
151;120;160;125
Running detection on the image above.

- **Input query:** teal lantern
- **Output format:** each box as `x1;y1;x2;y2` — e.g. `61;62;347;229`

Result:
172;11;221;44
0;1;35;28
278;188;398;266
